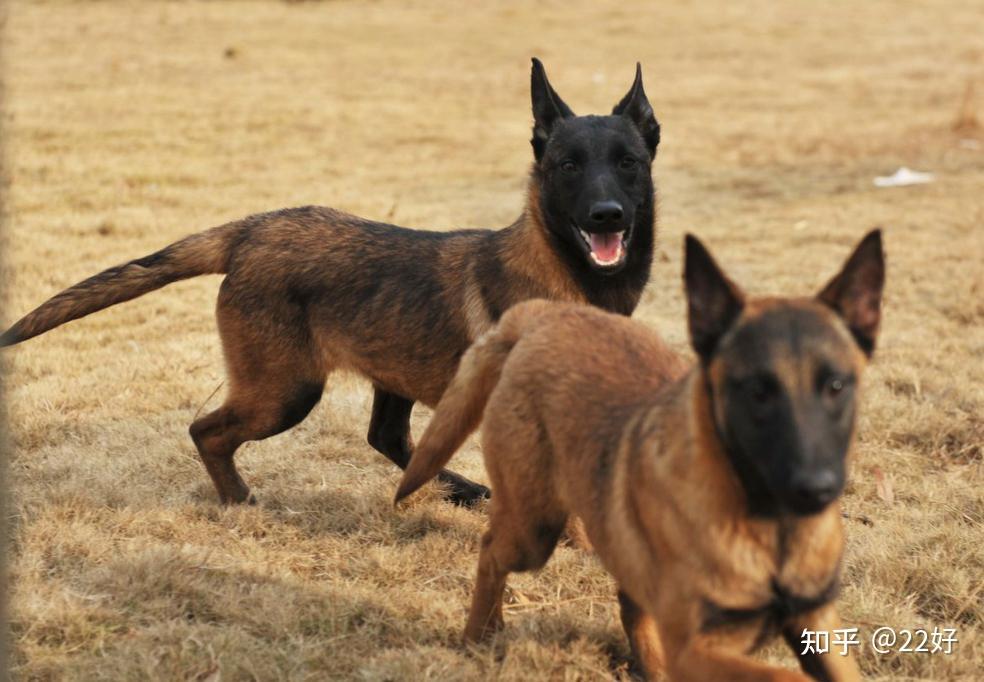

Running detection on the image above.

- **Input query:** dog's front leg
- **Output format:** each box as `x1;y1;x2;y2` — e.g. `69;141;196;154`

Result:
781;605;861;682
665;633;812;682
617;590;665;680
367;387;489;505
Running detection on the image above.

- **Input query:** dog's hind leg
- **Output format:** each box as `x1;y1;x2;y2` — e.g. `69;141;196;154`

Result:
464;390;566;640
190;375;324;504
190;297;326;504
618;590;665;680
190;404;254;504
464;495;567;641
367;387;490;506
464;525;511;642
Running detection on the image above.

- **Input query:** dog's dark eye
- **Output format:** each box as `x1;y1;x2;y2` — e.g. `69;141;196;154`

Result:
728;374;782;423
731;374;779;411
619;156;638;170
821;374;853;401
560;160;578;173
747;378;777;405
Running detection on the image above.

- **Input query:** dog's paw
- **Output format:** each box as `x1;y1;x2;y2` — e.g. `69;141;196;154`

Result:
439;472;491;508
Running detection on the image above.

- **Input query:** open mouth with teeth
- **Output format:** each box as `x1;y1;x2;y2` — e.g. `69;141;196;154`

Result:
573;222;630;270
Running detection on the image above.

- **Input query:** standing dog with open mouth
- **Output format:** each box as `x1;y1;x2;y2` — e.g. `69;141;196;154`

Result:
2;59;660;507
396;231;883;681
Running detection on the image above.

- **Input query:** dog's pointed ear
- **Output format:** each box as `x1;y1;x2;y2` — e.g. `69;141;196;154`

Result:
685;234;745;361
531;57;574;161
612;63;660;158
817;229;885;356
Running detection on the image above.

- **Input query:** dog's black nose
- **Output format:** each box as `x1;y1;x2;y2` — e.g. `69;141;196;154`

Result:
788;469;840;514
589;200;623;225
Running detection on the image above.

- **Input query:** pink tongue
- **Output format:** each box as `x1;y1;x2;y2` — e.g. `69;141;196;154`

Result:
589;232;621;261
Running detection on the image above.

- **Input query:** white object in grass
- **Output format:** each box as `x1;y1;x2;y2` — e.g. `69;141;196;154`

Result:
873;166;935;187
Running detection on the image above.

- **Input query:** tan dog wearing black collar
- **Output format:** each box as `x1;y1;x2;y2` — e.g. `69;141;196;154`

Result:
398;231;883;681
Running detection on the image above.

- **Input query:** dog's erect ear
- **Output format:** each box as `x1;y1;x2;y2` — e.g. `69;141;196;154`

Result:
530;57;574;161
817;229;885;356
685;234;745;361
612;63;660;158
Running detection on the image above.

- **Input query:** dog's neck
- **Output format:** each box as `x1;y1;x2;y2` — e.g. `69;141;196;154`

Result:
494;182;586;305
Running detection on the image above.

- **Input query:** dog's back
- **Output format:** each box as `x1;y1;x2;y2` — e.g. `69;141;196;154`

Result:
483;301;688;510
395;300;686;503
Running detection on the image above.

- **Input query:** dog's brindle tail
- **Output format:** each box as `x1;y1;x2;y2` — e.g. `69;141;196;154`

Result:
394;299;551;503
0;222;245;347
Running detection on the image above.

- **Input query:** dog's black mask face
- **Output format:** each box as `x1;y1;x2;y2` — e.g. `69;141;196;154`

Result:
712;305;860;517
530;59;659;276
684;231;884;518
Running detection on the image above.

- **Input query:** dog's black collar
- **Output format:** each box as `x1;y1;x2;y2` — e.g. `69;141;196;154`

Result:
700;571;841;651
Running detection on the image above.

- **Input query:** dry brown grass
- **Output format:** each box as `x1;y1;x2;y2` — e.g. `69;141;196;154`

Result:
2;0;983;679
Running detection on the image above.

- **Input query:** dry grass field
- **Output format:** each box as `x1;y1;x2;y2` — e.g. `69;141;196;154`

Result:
2;0;983;679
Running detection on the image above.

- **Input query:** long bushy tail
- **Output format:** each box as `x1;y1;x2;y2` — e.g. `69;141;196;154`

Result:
394;299;551;504
1;222;245;346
